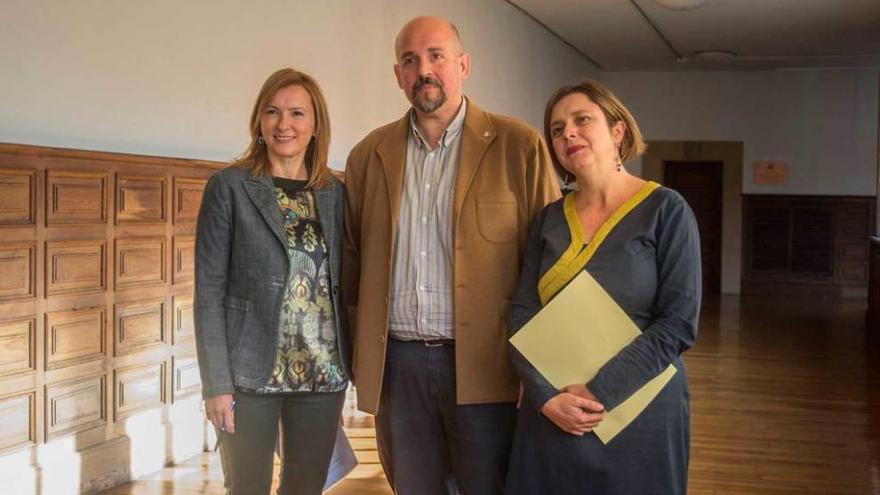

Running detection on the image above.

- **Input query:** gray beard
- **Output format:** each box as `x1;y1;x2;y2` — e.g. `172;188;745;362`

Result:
411;82;447;113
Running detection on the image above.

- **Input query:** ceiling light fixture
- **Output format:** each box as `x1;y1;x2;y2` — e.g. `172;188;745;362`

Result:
652;0;709;11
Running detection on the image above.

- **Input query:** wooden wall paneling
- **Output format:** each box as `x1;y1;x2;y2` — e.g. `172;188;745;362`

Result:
116;174;167;223
172;235;194;285
45;240;107;296
743;195;876;296
114;300;165;357
747;204;790;273
113;360;166;421
0;243;36;302
869;238;880;329
0;390;36;452
172;355;201;402
0;318;36;377
0;144;223;493
0;168;37;225
46;170;108;225
790;205;833;277
835;201;872;282
115;237;167;289
173;177;206;224
45;306;106;370
172;295;194;345
45;374;106;440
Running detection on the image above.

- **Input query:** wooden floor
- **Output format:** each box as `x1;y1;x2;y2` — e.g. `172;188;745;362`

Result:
102;295;880;494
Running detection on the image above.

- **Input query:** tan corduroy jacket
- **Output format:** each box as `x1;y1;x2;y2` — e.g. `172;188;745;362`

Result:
342;99;561;414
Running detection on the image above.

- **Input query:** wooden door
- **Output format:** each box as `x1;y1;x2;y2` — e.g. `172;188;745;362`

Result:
663;161;723;294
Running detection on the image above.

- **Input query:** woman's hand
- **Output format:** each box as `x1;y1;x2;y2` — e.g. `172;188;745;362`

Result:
540;392;605;436
205;394;236;434
562;383;599;401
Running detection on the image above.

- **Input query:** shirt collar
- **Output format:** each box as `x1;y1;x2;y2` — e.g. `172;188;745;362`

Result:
409;97;468;149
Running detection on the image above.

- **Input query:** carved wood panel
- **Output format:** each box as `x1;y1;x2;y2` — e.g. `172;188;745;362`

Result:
173;178;206;224
114;300;165;356
0;243;36;302
46;170;108;225
116;174;166;223
0;391;35;451
45;306;106;370
172;355;201;401
46;240;106;296
114;361;166;421
173;235;194;285
790;207;833;277
172;295;194;345
0;168;36;225
45;374;106;440
115;237;166;289
0;318;35;377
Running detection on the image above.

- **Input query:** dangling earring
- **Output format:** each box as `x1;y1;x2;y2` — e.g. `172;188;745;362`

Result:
616;143;623;172
258;136;264;145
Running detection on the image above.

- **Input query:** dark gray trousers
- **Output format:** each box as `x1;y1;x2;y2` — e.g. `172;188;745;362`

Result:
218;389;345;495
376;339;517;495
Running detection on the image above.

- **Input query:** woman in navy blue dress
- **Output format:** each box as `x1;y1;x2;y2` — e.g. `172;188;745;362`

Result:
506;81;701;495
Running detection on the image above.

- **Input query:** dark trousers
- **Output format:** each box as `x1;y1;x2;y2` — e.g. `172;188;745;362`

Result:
218;389;345;495
375;339;517;495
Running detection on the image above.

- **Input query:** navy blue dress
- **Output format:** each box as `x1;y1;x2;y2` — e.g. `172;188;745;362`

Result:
506;187;701;495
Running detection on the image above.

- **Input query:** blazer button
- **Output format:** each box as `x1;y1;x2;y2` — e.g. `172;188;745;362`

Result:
383;296;389;305
378;335;386;344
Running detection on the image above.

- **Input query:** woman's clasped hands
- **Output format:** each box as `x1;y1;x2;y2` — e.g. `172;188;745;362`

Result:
540;384;605;436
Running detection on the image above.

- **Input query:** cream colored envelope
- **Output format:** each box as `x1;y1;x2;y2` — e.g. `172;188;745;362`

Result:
510;270;676;443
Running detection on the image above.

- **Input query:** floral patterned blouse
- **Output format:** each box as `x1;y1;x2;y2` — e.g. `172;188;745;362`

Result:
255;177;346;393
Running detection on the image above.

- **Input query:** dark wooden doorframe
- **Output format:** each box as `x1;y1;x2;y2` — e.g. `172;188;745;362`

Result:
663;161;723;294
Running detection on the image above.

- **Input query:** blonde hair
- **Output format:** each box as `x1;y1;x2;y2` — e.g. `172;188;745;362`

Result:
544;80;646;182
234;68;332;189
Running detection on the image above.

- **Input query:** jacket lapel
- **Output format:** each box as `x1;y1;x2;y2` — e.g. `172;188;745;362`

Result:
243;173;288;249
454;99;496;226
376;114;410;234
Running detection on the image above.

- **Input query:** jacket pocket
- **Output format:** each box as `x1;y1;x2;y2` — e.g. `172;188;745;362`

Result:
476;196;518;243
223;296;250;357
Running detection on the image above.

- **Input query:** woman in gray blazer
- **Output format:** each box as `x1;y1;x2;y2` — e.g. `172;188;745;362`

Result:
194;67;351;495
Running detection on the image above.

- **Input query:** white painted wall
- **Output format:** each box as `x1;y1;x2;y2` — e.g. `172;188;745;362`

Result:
0;0;597;168
603;70;879;196
5;1;873;196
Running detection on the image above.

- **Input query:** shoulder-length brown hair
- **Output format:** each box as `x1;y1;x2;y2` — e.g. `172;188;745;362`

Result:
233;68;332;189
543;80;646;183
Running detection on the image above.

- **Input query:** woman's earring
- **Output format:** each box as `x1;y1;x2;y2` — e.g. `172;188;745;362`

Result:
616;143;623;172
258;136;264;145
562;174;572;190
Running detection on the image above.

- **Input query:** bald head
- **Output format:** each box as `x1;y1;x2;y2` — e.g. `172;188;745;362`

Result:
393;15;470;117
395;16;463;59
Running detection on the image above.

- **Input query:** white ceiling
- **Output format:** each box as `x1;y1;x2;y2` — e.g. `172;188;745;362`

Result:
508;0;880;71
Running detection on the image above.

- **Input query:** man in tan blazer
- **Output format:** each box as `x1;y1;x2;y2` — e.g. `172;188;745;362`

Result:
343;16;560;495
